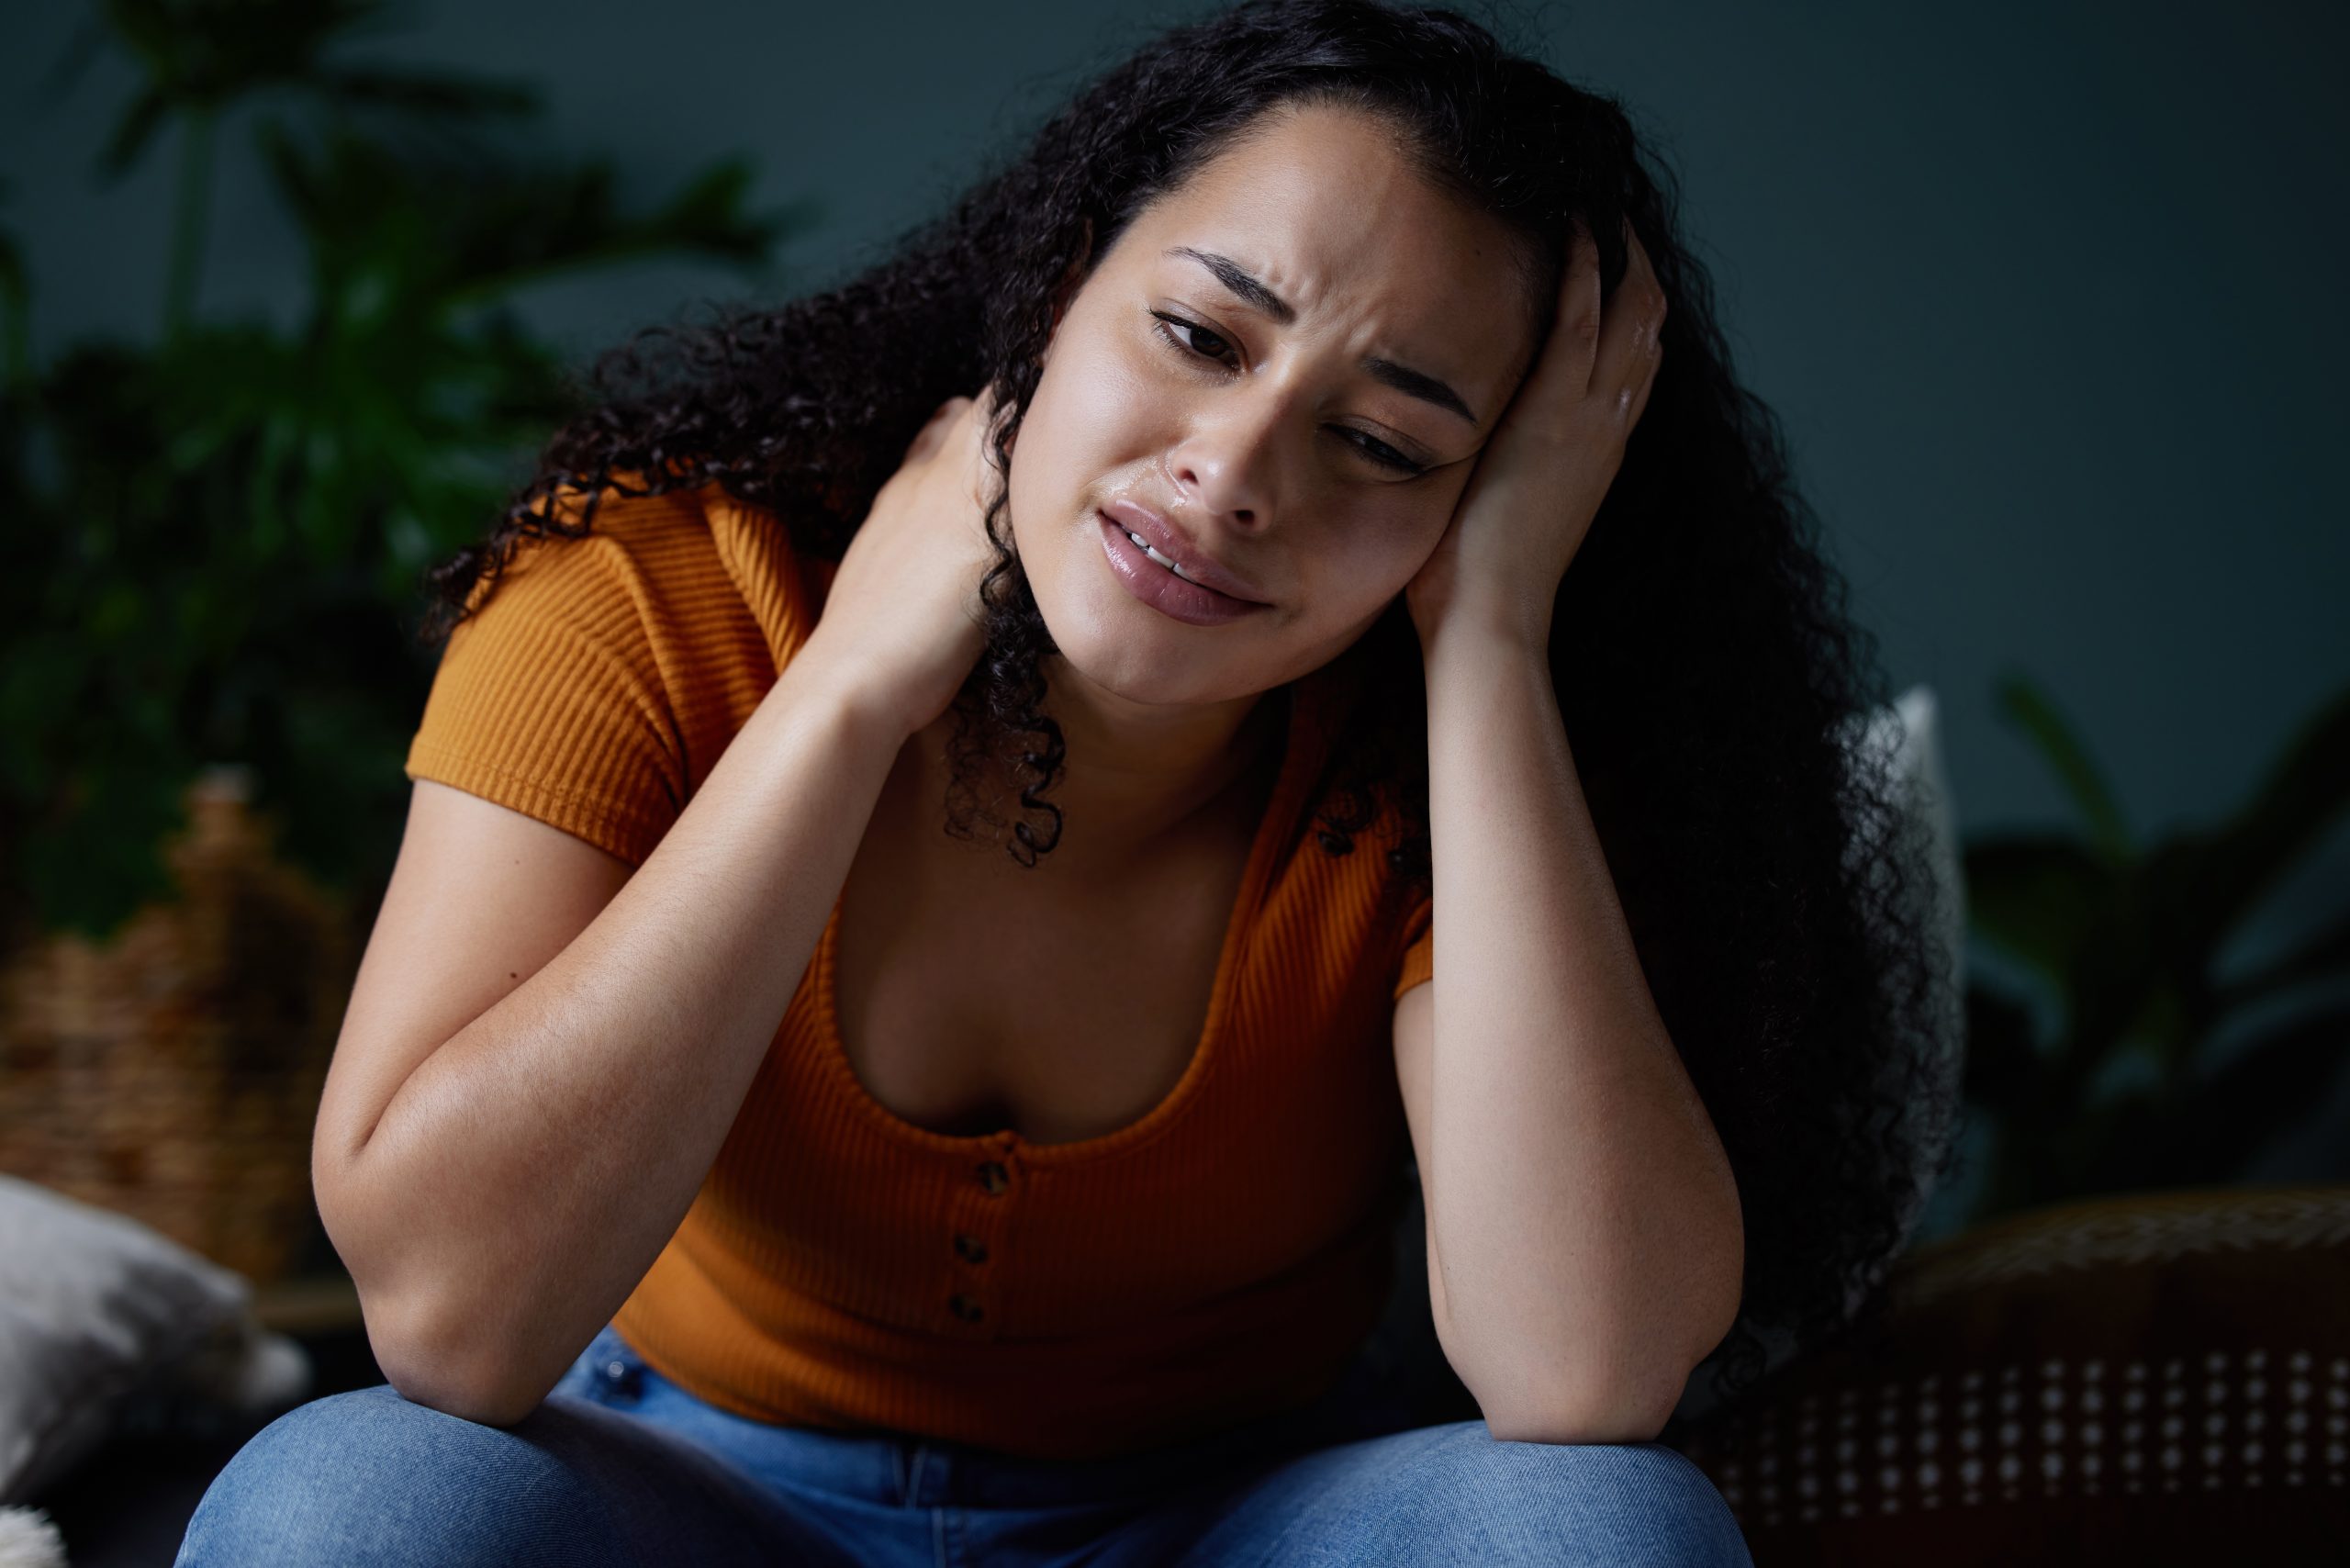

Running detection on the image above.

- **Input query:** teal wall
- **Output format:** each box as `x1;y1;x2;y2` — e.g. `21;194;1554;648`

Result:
7;2;2344;1175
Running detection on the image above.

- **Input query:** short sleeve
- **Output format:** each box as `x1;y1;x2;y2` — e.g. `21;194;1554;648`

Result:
1393;890;1433;1002
404;534;686;868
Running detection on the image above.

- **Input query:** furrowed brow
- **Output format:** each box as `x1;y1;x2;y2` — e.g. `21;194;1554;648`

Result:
1165;246;1479;426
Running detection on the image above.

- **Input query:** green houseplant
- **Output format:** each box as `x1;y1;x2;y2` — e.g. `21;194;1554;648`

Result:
0;0;813;1276
1956;671;2350;1223
0;0;812;954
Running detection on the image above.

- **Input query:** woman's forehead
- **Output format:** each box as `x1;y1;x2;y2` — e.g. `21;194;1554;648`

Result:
1119;109;1537;411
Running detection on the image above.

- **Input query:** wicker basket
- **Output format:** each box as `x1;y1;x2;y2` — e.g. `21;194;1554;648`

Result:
0;765;358;1285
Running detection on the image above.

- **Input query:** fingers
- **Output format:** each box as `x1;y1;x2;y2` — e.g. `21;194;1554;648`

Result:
1598;215;1668;427
1523;214;1666;422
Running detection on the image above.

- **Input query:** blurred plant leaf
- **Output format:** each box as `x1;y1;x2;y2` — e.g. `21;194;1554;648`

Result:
1962;833;2108;986
310;64;539;119
2218;908;2350;1013
2186;685;2350;952
1959;983;2042;1106
1994;670;2132;863
2149;1006;2350;1186
256;121;788;314
0;185;29;386
1959;672;2350;1235
0;3;816;946
32;13;114;117
93;0;407;177
97;82;176;181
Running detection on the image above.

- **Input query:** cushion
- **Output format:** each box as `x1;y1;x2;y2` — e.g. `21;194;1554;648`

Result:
1845;682;1968;1258
1673;1182;2350;1565
0;1175;311;1505
0;1506;66;1568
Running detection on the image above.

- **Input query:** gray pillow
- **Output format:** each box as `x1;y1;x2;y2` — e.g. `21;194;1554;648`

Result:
0;1503;68;1568
1855;682;1968;1260
0;1175;311;1505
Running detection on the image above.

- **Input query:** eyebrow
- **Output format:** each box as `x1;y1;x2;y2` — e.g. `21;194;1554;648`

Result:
1164;246;1480;427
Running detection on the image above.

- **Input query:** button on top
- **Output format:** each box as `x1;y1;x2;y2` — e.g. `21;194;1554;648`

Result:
976;1159;1010;1195
953;1232;989;1264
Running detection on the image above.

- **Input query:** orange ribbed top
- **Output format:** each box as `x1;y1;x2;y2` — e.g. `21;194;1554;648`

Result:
402;479;1436;1460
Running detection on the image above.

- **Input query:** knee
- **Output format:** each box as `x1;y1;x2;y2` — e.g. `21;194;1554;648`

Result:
174;1383;621;1568
1425;1428;1755;1566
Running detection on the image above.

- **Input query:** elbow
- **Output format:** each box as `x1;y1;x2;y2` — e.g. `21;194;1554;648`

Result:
1479;1368;1684;1447
375;1337;551;1429
1444;1204;1746;1448
364;1288;552;1428
317;1157;556;1427
428;1385;552;1430
1464;1312;1718;1448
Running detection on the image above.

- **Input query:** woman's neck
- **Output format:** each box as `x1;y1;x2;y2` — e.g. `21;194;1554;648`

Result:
908;669;1288;877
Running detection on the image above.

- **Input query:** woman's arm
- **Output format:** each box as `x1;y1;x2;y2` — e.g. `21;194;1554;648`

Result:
315;645;903;1427
1415;626;1746;1444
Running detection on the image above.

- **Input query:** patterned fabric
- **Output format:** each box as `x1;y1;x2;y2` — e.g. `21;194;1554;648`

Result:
1674;1183;2350;1562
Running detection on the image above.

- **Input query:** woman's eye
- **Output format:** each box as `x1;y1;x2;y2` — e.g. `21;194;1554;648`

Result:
1151;311;1235;364
1148;311;1427;478
1347;432;1426;476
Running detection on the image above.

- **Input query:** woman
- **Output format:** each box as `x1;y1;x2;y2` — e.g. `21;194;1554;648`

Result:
178;1;1951;1562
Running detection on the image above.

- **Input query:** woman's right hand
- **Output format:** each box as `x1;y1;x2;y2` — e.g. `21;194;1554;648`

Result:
792;385;1005;741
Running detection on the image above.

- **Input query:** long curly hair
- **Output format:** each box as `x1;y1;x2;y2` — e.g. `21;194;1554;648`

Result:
419;0;1962;1430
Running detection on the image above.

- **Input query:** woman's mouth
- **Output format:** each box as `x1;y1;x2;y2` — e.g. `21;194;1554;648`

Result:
1097;510;1268;626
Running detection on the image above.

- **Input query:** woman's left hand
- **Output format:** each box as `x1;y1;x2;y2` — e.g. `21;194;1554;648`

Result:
1404;214;1668;654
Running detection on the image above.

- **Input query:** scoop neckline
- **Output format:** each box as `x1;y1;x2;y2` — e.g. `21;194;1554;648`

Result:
811;676;1322;1164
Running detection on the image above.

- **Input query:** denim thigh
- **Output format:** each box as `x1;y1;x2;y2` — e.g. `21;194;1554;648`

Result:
178;1319;1749;1568
539;1324;1745;1568
1133;1421;1757;1567
172;1342;872;1566
541;1320;1423;1564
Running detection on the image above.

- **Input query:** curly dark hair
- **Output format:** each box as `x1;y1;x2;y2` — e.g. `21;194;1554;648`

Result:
418;0;1963;1433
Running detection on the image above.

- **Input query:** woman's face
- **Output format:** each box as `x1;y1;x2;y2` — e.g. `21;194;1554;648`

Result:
1006;101;1539;706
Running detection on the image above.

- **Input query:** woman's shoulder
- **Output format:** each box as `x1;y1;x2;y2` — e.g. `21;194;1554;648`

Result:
410;474;805;866
515;470;736;571
494;472;814;632
448;472;817;719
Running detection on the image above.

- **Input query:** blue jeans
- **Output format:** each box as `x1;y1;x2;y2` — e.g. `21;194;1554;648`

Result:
176;1320;1752;1565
